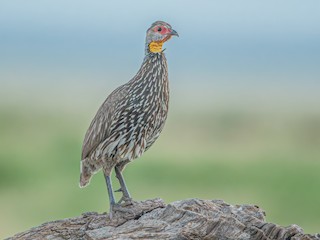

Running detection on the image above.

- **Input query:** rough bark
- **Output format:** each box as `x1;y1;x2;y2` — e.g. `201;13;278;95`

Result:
7;198;320;240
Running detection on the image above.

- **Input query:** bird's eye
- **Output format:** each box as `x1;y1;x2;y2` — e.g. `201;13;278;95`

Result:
157;27;162;32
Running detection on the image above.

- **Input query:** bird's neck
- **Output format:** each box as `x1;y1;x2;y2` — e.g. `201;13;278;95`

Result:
143;51;165;64
131;52;168;88
128;52;169;110
148;42;164;53
145;38;166;55
142;52;167;75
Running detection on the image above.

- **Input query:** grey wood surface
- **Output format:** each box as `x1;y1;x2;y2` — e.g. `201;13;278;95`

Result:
7;198;320;240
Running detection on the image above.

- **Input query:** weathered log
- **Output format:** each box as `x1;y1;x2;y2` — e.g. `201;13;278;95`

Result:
7;198;320;240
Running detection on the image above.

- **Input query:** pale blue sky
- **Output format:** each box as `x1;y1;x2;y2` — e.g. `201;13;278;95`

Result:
1;1;319;109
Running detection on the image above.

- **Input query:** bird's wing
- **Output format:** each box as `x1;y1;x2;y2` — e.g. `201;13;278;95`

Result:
81;85;129;159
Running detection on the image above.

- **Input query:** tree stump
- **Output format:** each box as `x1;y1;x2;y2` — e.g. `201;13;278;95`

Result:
7;198;320;240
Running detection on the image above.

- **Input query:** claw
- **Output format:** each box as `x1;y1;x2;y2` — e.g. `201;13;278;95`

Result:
123;197;134;206
118;196;124;204
118;196;134;205
114;188;122;193
112;203;135;218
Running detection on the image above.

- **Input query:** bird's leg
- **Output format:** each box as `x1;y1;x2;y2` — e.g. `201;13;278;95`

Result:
114;166;132;205
104;172;135;219
104;174;116;219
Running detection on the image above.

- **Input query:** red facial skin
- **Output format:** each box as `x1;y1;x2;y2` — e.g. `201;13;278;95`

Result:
153;26;171;35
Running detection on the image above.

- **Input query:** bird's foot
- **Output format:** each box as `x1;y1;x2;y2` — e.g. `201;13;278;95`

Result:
117;196;135;205
108;202;136;220
114;187;133;205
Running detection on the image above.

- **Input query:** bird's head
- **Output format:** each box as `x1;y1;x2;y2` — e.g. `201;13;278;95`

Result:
145;21;178;54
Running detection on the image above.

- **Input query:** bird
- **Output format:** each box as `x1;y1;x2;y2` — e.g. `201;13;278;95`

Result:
79;21;178;217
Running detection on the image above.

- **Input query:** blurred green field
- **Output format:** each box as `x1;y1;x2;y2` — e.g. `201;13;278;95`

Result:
1;1;320;239
1;101;320;239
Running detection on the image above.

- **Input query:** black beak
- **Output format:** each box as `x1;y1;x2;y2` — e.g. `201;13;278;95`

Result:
170;29;179;37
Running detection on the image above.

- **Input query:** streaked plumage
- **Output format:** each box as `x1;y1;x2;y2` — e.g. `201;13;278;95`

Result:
80;53;169;183
79;21;178;216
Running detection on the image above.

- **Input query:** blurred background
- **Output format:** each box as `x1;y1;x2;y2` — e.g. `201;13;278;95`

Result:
1;0;320;238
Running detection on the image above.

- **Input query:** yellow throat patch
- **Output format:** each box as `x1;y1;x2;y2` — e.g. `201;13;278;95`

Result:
149;41;164;53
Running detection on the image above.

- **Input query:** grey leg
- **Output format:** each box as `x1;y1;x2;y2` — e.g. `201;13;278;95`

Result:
104;174;115;218
115;166;132;202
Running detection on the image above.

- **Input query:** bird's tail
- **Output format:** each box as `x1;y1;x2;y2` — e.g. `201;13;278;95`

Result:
79;158;102;188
